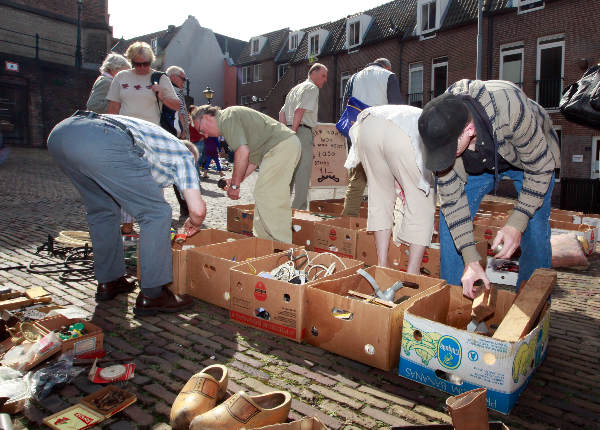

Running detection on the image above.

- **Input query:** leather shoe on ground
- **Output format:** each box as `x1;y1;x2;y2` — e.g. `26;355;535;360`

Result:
133;286;193;316
170;364;228;430
189;390;291;430
95;276;136;301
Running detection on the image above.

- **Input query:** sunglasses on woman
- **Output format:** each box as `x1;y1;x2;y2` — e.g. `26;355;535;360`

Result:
132;61;151;68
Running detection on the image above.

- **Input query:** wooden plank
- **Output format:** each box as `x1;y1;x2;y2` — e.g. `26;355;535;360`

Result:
0;297;33;311
347;290;395;308
471;286;498;322
25;286;49;299
492;269;556;342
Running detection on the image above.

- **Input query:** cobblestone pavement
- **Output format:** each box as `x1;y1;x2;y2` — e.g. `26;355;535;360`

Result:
1;147;599;430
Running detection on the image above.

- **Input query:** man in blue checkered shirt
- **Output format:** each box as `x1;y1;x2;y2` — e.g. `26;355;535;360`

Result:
48;111;206;316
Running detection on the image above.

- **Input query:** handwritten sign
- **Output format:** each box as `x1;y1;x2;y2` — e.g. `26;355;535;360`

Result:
310;123;349;187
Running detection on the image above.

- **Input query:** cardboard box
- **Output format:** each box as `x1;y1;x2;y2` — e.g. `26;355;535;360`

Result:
229;250;363;341
304;267;445;370
355;231;407;268
313;216;368;258
550;220;599;256
227;204;255;236
478;201;514;213
256;417;329;430
136;229;249;294
550;208;583;223
35;315;103;356
187;238;294;309
399;283;550;414
44;385;136;430
292;210;334;250
391;424;508;430
309;199;368;218
356;235;486;278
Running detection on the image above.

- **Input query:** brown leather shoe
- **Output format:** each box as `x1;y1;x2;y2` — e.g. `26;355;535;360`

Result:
95;276;136;301
189;390;291;430
170;364;228;430
133;286;193;316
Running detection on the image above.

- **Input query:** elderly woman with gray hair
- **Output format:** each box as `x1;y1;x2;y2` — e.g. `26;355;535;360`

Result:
86;53;131;114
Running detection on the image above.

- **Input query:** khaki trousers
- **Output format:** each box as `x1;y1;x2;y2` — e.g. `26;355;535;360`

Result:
291;125;313;210
355;114;434;247
253;135;301;243
342;163;367;216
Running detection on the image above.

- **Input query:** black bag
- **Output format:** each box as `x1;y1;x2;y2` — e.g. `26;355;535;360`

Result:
150;71;178;136
559;65;600;129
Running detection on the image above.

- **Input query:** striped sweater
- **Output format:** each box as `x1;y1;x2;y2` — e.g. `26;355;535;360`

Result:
438;79;560;265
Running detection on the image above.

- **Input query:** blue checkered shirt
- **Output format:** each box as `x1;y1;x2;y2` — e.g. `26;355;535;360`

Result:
105;114;200;191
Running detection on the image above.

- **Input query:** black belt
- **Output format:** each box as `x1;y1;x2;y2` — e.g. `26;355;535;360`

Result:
73;110;135;143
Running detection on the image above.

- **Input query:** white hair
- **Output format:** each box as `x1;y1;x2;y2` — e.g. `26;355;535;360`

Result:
166;65;185;77
99;53;131;74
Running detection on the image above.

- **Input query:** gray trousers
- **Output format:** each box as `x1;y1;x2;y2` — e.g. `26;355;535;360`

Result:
291;125;313;210
47;115;172;296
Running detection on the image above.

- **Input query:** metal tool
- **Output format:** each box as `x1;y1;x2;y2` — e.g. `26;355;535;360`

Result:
357;268;404;302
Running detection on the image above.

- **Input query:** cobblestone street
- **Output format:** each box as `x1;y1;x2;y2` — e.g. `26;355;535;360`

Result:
1;147;599;430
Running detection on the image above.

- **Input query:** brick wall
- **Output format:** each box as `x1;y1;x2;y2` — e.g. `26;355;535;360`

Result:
0;53;96;146
6;0;108;25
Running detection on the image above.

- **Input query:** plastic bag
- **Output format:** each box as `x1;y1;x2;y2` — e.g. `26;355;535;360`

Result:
0;366;29;407
1;332;61;371
29;354;78;400
551;233;589;269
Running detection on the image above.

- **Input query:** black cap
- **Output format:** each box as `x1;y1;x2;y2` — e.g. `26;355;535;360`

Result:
418;93;469;172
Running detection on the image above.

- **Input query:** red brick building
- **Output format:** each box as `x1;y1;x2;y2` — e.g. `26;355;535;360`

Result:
237;0;600;205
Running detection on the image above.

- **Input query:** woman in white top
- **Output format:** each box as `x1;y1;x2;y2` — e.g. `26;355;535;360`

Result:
106;41;179;125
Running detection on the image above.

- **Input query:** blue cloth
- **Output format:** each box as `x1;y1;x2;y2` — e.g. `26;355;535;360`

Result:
336;96;370;139
47;114;182;294
439;169;554;290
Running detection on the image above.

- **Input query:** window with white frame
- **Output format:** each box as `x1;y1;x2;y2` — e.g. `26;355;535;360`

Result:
290;34;299;50
151;37;158;54
348;21;360;47
592;137;600;179
278;63;288;81
253;64;262;82
309;34;320;57
241;66;249;84
553;126;561;181
536;35;564;109
251;39;260;55
408;63;424;107
420;0;437;33
431;57;448;98
340;71;352;115
518;0;544;13
500;45;524;87
240;95;249;105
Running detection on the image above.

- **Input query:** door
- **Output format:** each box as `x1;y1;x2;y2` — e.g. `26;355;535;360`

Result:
0;84;28;146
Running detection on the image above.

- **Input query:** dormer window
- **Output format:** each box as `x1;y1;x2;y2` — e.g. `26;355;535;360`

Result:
421;0;436;33
518;0;544;13
309;34;319;56
417;0;449;36
346;14;372;50
307;29;329;59
349;22;360;46
288;31;305;51
151;37;158;54
249;36;267;56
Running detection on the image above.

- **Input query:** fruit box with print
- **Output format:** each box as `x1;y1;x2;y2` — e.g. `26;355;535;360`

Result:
229;250;363;342
398;282;551;414
292;210;337;251
187;237;295;309
313;216;368;259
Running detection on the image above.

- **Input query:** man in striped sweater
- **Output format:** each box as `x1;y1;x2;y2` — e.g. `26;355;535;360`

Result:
419;80;560;298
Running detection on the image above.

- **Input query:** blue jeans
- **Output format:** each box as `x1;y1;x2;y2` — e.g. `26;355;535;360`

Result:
439;169;554;290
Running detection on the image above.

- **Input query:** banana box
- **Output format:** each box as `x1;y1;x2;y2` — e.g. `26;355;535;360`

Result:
398;283;550;414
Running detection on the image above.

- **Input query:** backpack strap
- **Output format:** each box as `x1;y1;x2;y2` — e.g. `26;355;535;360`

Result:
150;71;166;105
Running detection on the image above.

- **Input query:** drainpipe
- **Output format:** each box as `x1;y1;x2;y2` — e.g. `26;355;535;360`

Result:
476;0;483;79
486;12;494;80
332;53;338;122
397;32;405;101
